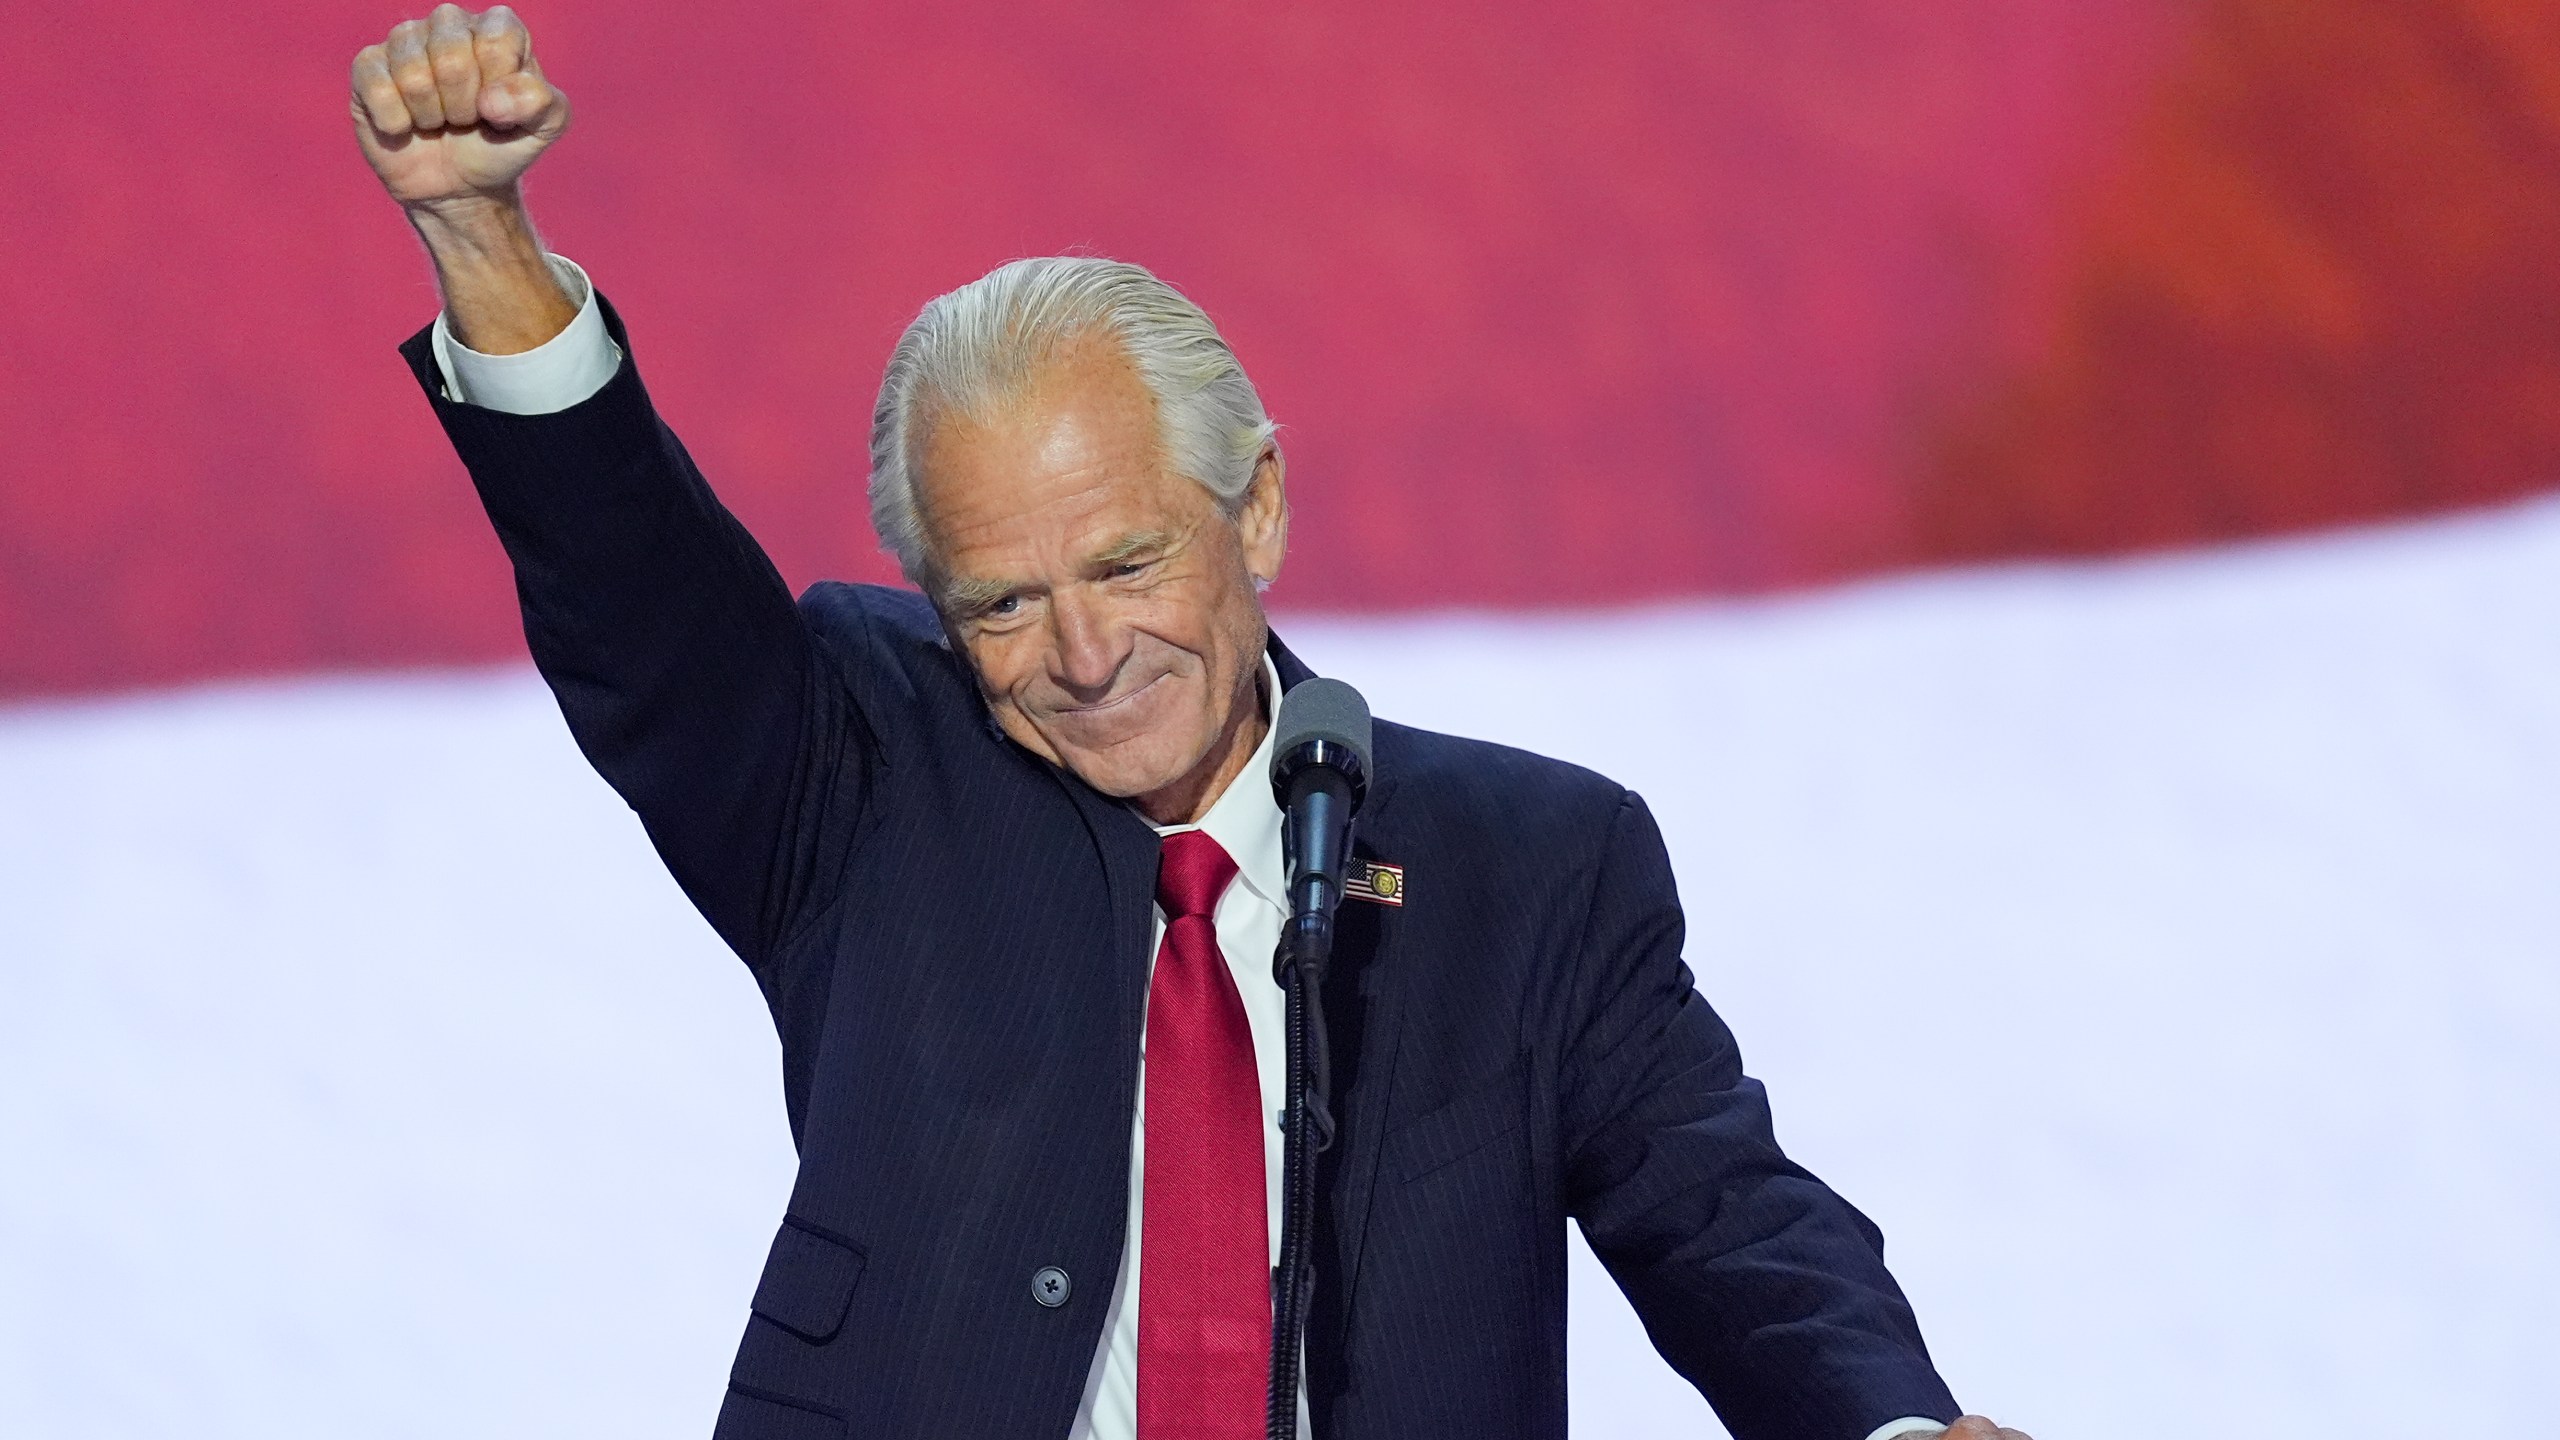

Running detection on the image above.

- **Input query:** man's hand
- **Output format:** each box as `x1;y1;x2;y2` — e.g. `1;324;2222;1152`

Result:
351;4;567;214
1930;1417;2034;1440
350;5;578;355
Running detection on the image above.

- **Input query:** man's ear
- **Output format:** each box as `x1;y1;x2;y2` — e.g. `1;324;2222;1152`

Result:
1236;446;1289;588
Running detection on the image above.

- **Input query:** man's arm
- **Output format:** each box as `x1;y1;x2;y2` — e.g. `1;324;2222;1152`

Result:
353;5;869;969
1557;793;1969;1440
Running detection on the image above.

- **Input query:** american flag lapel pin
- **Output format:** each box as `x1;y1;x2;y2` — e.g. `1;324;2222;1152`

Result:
1343;859;1405;907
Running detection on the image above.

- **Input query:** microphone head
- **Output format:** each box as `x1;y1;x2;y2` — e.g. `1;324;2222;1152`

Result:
1270;676;1373;790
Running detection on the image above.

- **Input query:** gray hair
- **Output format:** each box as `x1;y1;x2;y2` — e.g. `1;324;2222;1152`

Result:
867;256;1282;585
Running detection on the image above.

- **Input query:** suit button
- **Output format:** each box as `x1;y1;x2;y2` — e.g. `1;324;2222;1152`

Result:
1032;1265;1071;1307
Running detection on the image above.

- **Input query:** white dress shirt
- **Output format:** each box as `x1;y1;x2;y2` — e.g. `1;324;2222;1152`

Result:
428;260;1951;1440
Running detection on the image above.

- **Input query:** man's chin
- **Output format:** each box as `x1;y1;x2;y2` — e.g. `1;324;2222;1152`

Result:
1040;710;1208;801
1057;747;1194;803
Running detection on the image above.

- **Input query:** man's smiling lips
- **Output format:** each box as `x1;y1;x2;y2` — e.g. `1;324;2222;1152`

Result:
1045;671;1176;743
1065;672;1165;714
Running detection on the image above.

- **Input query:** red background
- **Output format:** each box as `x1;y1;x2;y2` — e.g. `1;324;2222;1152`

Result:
5;0;2556;698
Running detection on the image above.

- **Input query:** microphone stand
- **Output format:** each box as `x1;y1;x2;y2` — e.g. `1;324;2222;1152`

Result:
1267;907;1335;1440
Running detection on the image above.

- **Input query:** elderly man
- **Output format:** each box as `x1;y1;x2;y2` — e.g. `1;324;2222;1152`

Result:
353;8;2031;1440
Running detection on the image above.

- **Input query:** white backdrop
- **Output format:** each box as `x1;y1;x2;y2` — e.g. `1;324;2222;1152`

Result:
6;500;2557;1438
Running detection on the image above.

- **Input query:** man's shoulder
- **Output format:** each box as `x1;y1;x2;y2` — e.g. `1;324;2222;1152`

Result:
1362;718;1669;953
1369;715;1634;850
792;580;970;718
796;578;941;647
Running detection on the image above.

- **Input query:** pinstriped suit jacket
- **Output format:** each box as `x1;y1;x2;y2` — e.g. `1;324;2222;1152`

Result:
400;298;1961;1440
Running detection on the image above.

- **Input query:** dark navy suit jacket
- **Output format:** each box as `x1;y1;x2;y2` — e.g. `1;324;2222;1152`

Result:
400;298;1961;1440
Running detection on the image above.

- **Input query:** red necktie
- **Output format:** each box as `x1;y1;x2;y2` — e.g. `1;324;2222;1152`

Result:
1138;829;1270;1440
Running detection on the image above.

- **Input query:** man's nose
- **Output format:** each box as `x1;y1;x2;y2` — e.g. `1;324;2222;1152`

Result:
1048;589;1131;697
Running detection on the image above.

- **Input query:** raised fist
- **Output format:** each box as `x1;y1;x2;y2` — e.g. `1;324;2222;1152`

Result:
351;5;569;211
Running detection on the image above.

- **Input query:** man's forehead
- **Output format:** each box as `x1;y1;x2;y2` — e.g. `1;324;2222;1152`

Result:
918;373;1168;513
921;447;1212;572
929;437;1195;531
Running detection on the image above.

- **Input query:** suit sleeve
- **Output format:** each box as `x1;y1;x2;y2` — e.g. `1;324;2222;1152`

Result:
397;294;871;974
1559;793;1962;1440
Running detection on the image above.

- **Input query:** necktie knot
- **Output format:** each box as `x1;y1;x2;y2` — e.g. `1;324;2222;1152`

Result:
1156;829;1239;923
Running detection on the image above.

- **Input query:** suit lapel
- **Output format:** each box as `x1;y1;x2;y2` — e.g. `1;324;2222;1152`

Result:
1309;798;1409;1359
1270;631;1412;1392
1045;771;1160;1073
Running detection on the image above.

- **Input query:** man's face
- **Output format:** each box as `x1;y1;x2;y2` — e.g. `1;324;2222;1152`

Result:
913;336;1287;822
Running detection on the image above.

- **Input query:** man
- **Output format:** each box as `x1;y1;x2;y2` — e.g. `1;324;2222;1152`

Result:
352;8;2032;1438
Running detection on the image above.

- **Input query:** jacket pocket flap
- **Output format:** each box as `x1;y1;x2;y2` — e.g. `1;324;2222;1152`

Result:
750;1218;866;1342
714;1384;845;1440
1389;1057;1529;1183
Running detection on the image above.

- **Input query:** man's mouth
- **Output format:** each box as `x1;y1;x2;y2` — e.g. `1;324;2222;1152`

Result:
1042;672;1187;756
1062;672;1168;717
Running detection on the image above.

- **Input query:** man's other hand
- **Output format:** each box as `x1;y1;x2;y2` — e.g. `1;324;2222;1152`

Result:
1931;1417;2035;1439
351;4;569;213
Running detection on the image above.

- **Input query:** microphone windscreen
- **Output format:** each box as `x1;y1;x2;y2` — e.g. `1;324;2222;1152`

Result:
1271;676;1373;780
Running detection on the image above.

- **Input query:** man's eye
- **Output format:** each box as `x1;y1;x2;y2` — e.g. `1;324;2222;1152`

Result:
986;596;1022;618
1110;560;1149;579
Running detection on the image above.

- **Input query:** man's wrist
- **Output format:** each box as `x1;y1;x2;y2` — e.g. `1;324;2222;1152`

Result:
404;190;538;260
406;191;577;356
430;253;622;415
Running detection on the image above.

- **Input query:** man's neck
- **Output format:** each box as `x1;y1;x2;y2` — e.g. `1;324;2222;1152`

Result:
1134;662;1271;827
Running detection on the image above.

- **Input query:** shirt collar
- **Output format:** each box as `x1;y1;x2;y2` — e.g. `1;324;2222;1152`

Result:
1148;652;1287;913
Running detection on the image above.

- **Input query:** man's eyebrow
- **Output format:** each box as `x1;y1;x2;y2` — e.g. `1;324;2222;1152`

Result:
940;574;1017;614
938;529;1181;612
1089;530;1177;570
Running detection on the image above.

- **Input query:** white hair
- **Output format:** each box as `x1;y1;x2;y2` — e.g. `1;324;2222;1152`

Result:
867;256;1282;585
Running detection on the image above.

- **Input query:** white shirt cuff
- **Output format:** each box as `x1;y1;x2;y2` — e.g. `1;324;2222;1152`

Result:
1863;1419;1950;1440
427;253;624;415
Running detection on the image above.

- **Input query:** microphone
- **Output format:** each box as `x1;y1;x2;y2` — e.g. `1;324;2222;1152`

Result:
1267;677;1373;976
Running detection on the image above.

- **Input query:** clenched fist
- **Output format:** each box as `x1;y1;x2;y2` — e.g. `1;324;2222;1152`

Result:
351;4;569;212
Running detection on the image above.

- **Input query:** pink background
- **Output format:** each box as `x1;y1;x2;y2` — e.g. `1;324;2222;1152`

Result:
5;0;2556;696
